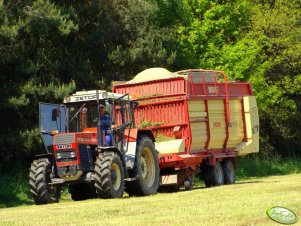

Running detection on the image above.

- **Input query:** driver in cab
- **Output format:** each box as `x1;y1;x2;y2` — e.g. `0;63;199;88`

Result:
99;104;112;146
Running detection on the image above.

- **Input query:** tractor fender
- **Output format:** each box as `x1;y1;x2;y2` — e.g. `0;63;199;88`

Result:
33;153;55;164
124;128;155;143
123;128;155;171
137;128;155;142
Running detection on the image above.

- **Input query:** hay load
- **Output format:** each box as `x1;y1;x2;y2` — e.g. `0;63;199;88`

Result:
125;68;177;84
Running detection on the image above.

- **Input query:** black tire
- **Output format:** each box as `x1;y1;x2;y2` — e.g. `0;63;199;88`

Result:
200;164;213;187
29;158;61;205
211;162;224;186
222;159;236;184
201;162;224;187
125;135;159;196
69;183;97;201
94;152;124;198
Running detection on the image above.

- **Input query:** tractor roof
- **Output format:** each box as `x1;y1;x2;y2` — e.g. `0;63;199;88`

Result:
63;90;130;104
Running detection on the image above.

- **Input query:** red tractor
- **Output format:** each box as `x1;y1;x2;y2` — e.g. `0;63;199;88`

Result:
29;90;159;204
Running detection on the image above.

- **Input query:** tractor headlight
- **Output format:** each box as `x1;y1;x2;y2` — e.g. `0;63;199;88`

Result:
56;152;62;160
69;151;76;158
56;150;77;162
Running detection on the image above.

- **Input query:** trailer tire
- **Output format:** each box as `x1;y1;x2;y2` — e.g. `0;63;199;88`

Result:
222;159;236;184
29;158;61;205
201;162;224;187
125;136;159;196
211;162;224;186
200;164;213;187
94;152;124;198
69;183;97;201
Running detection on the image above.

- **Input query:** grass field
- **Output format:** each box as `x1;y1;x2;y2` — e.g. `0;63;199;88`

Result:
0;173;300;226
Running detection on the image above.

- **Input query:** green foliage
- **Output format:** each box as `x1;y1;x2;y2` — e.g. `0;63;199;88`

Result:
0;0;176;162
139;120;165;128
0;162;32;208
237;156;301;179
156;133;174;142
247;0;301;156
176;0;252;69
108;0;177;79
220;36;262;80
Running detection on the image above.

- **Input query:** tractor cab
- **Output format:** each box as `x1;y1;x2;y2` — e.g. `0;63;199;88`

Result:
63;90;134;151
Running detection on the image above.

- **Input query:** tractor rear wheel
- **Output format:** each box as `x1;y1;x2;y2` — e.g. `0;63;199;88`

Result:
29;158;61;205
125;135;159;196
69;183;97;201
94;152;124;198
222;159;236;184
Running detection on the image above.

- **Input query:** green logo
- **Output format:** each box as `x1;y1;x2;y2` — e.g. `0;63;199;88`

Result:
267;206;298;224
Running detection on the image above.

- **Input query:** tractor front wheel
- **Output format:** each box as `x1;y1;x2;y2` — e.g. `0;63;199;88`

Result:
94;152;124;198
29;158;61;205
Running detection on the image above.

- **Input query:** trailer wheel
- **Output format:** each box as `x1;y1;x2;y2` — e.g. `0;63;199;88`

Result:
222;159;236;184
69;183;97;201
125;135;159;196
94;152;124;198
211;162;224;186
201;162;224;187
200;164;213;187
29;158;61;205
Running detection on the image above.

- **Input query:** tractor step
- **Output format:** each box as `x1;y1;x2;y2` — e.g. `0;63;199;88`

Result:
50;178;65;185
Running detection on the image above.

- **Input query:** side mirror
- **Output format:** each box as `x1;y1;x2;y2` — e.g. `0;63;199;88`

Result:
51;109;58;121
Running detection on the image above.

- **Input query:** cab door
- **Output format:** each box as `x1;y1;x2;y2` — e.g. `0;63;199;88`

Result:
116;95;132;153
39;103;67;154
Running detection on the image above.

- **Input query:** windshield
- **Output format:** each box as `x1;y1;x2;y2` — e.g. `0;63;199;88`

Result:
68;104;99;132
67;97;133;132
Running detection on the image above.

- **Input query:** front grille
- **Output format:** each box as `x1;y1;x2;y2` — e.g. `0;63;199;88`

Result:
56;149;77;162
54;134;74;144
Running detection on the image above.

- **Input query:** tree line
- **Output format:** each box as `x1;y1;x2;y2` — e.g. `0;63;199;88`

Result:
0;0;300;166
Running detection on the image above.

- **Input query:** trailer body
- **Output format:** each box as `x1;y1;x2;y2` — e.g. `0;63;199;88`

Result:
113;69;259;187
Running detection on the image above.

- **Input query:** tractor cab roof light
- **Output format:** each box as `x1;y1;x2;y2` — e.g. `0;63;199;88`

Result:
51;130;59;135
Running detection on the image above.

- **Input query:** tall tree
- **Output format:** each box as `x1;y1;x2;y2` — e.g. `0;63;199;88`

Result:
175;0;252;70
0;0;177;162
246;0;301;157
